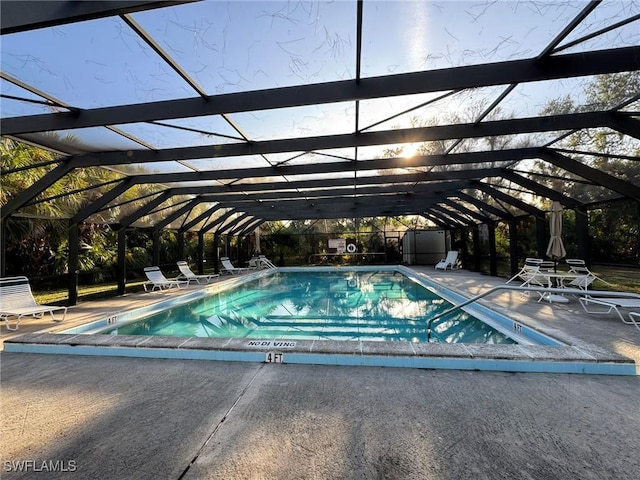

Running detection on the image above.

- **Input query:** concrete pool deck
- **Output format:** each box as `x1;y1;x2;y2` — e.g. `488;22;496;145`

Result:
2;268;640;479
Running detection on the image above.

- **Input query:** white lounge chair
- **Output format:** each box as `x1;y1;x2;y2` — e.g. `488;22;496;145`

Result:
579;296;640;330
258;255;277;269
143;266;189;292
247;255;275;270
220;257;249;275
506;258;546;286
565;259;610;290
0;276;67;331
247;257;261;269
434;251;459;270
176;261;219;284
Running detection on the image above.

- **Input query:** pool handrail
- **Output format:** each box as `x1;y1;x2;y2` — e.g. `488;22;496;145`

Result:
426;286;640;340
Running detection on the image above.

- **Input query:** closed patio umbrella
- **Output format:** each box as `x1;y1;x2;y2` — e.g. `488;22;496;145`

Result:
546;201;567;266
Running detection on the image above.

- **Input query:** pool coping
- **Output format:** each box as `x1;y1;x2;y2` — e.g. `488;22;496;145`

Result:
3;266;636;375
3;332;635;375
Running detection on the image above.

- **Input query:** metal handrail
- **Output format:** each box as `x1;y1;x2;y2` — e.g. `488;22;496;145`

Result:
426;285;640;340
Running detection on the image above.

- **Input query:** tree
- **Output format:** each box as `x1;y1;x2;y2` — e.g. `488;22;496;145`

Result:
533;72;640;264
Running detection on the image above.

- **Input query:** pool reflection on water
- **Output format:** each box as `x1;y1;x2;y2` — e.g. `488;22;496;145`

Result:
102;270;515;344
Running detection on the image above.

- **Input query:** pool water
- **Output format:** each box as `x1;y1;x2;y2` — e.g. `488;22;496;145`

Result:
102;270;515;344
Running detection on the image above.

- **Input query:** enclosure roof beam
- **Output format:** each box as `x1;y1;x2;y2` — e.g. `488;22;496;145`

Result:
0;1;190;35
225;190;453;215
117;191;172;229
98;147;541;185
430;205;475;227
70;179;136;224
474;183;545;218
500;171;584;208
137;169;501;196
236;218;266;238
607;114;640;141
194;180;471;204
455;192;514;219
421;212;451;229
235;197;449;221
541;149;640;201
45;111;619;167
3;46;638;135
194;208;235;234
180;205;227;233
227;214;258;236
210;210;249;234
205;181;470;206
152;198;203;233
536;0;599;59
0;161;75;221
441;199;493;223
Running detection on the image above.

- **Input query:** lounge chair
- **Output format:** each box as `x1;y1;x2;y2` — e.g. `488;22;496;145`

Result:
434;251;460;270
220;257;249;275
247;257;262;270
506;258;546;286
143;266;189;292
0;276;67;331
176;261;219;284
505;258;554;301
258;255;277;269
247;255;276;270
579;296;640;330
565;259;610;290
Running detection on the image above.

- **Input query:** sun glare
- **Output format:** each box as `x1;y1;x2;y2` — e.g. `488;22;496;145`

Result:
402;143;421;158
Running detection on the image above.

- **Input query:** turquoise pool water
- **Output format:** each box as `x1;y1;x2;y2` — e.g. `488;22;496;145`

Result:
101;270;516;344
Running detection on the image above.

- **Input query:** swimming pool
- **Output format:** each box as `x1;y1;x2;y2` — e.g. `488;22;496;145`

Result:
99;269;516;344
76;266;556;346
7;266;635;375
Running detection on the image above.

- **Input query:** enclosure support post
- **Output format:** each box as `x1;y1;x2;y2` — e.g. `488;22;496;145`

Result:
213;233;220;274
488;223;497;276
383;229;388;263
152;229;160;267
508;219;519;276
237;235;245;267
177;231;184;261
472;226;481;271
0;218;6;277
117;228;126;296
197;231;204;274
68;222;79;306
575;206;590;266
458;227;468;269
536;215;547;259
637;202;640;265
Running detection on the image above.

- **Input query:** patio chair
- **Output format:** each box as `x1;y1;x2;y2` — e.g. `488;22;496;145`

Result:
220;257;249;275
565;259;610;290
434;251;459;270
247;257;261;269
579;296;640;330
143;266;189;292
176;261;219;284
0;276;67;331
258;255;277;269
506;258;546;286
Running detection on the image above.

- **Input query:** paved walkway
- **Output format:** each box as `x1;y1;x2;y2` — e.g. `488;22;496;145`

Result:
2;268;639;479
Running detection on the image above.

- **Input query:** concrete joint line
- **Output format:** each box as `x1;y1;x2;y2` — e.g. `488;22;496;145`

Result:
177;363;265;480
